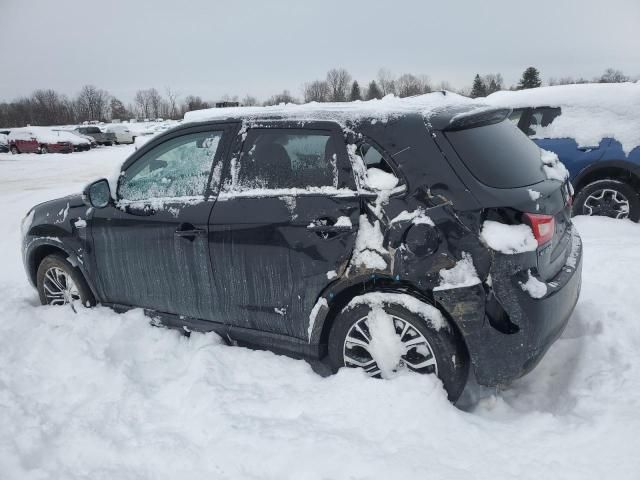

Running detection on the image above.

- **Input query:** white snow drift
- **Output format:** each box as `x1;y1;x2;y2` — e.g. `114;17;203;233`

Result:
1;139;640;480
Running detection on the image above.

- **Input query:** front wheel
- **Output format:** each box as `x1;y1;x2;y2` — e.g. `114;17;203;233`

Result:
40;145;49;154
328;299;468;402
10;145;19;154
573;179;640;222
36;254;95;307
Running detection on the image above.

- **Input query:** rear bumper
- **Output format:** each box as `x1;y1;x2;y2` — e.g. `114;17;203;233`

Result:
434;228;582;386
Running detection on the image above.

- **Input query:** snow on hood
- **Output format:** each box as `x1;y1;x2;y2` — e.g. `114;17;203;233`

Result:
484;82;640;155
184;92;474;126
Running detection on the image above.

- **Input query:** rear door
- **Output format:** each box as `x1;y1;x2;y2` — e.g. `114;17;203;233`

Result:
90;125;233;320
207;122;360;339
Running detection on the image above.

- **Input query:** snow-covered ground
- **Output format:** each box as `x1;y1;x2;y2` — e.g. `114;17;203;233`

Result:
1;147;639;479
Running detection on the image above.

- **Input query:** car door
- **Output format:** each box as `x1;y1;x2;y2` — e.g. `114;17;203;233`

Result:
207;122;360;339
89;125;233;320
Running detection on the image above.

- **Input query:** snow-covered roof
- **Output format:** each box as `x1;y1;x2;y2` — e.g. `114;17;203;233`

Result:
184;92;475;126
484;82;640;154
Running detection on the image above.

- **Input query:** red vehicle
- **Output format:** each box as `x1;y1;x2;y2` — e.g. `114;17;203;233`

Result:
8;128;73;154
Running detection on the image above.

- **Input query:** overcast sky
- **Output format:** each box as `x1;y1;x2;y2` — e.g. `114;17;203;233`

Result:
2;0;639;103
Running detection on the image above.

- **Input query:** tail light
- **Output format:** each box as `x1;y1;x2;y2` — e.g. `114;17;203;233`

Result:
524;213;555;246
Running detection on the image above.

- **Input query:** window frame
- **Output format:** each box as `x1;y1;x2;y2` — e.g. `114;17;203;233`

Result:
220;121;358;198
353;135;407;197
116;122;235;202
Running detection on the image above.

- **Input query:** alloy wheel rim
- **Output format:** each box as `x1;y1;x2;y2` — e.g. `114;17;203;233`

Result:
584;188;630;219
343;314;438;377
43;267;79;305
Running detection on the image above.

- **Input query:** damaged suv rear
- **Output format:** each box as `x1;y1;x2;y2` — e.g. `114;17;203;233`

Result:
21;96;582;402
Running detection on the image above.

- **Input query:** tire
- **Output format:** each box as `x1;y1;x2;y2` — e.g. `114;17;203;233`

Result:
327;300;469;402
10;145;19;154
40;145;49;154
36;253;95;307
105;141;113;146
573;179;640;222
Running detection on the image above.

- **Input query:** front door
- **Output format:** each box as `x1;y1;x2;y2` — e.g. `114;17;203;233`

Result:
90;126;231;320
208;123;360;339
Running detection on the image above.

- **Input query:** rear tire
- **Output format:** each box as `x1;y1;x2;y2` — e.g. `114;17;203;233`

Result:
327;300;469;402
40;145;49;154
10;145;19;154
36;254;95;307
573;179;640;222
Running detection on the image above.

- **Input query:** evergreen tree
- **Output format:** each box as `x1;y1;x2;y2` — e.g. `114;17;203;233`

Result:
470;74;487;98
366;80;382;100
349;81;362;101
518;67;542;90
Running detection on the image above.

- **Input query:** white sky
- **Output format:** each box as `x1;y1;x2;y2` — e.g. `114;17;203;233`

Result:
1;0;638;103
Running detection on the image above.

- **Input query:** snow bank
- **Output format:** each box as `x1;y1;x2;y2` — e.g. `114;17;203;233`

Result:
485;83;640;155
2;148;640;479
481;220;538;254
434;252;481;290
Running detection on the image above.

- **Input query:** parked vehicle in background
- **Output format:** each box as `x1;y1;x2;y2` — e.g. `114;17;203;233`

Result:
9;128;73;154
73;126;116;146
0;133;9;153
105;124;135;144
52;130;91;151
486;83;640;221
21;95;582;403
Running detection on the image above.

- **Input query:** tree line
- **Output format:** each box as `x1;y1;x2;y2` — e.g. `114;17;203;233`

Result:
0;67;633;128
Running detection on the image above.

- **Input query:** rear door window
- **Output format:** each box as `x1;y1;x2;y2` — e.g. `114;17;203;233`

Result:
225;129;340;191
445;120;546;188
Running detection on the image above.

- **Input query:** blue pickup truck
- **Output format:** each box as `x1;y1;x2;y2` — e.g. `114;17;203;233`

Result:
487;85;640;221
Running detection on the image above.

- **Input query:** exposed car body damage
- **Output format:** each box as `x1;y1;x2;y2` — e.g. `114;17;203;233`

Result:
22;98;583;388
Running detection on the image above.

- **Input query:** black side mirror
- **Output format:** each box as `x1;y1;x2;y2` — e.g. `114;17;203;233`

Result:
83;178;111;208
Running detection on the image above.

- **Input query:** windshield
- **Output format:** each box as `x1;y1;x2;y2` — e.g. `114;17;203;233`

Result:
445;120;546;188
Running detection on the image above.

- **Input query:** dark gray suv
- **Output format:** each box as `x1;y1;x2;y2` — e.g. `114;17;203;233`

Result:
21;97;582;402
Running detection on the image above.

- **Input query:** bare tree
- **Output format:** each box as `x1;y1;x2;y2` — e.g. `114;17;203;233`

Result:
483;73;504;94
110;97;128;120
599;68;629;83
263;90;297;106
181;95;209;114
241;95;258;106
377;68;396;96
304;80;329;103
147;88;163;118
76;85;110;121
134;90;151;119
549;76;590;86
326;68;352;102
165;87;180;119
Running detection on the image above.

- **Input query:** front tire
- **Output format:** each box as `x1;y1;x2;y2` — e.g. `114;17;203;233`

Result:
573;179;640;221
328;300;468;402
36;254;95;307
10;145;19;154
40;145;49;154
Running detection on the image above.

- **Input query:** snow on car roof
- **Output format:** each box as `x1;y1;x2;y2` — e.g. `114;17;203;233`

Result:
183;92;475;126
484;82;640;154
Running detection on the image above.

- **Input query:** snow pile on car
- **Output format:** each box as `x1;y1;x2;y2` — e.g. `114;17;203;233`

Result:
481;220;538;254
184;91;474;126
484;82;640;155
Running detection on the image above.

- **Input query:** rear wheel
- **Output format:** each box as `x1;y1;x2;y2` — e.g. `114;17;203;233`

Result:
10;145;19;154
573;179;640;222
327;300;468;402
40;145;49;154
36;254;95;307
